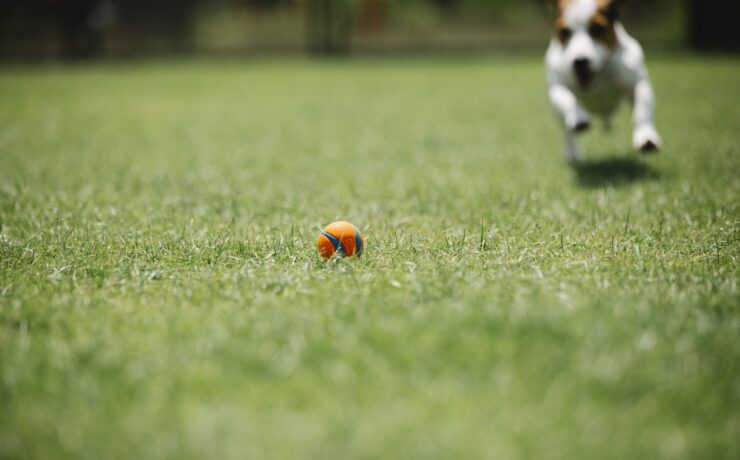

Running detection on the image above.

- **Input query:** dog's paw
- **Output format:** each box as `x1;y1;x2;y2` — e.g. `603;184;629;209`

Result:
574;119;591;133
633;125;663;153
566;108;591;134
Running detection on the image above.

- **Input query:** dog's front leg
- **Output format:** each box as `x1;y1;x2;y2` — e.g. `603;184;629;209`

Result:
548;84;590;163
631;78;662;152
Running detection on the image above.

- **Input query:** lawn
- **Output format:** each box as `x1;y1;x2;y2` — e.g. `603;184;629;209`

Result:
0;55;738;460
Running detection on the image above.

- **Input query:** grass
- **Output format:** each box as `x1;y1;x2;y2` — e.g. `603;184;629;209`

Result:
0;55;738;460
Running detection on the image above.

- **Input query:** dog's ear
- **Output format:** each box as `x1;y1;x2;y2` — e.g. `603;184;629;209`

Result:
545;0;563;14
601;0;625;22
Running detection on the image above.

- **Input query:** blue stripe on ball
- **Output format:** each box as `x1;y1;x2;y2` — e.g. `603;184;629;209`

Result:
353;226;363;256
321;231;344;254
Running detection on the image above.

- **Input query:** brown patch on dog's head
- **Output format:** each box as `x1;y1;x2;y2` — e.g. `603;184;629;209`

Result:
592;0;623;48
551;0;575;44
596;0;624;20
549;0;623;47
588;10;617;48
555;16;573;45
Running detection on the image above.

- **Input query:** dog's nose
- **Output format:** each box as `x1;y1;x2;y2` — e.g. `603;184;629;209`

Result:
573;58;591;74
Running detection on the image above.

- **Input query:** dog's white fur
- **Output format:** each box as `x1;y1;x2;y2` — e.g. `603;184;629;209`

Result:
545;0;662;163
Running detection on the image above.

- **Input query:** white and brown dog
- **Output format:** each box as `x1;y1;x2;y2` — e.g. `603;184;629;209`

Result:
546;0;662;163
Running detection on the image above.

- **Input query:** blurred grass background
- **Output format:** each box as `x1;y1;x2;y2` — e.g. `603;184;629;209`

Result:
1;55;739;460
1;1;739;459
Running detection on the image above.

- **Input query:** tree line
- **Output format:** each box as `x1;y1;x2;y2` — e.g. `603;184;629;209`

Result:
0;0;736;60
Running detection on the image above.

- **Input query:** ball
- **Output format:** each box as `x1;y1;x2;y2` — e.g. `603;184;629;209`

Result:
317;221;364;259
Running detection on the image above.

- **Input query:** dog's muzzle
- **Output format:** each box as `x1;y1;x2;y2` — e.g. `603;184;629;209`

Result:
573;58;595;88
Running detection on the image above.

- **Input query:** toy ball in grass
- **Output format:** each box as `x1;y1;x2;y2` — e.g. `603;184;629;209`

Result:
317;221;364;259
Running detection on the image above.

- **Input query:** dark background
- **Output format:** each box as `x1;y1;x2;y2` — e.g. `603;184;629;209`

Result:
0;0;737;60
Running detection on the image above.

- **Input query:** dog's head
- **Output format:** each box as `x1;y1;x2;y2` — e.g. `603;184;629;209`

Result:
549;0;623;89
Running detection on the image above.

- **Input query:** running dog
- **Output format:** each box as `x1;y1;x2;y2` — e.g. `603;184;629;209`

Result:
545;0;662;163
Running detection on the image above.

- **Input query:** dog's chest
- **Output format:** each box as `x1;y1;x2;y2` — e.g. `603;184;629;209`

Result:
573;61;630;116
575;79;626;117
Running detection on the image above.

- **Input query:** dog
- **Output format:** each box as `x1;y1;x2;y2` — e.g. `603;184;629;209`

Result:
545;0;662;163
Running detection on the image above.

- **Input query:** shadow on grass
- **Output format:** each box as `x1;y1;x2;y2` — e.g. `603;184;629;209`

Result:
574;155;660;188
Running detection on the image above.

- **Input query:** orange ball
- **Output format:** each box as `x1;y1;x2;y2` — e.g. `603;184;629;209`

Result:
317;221;364;259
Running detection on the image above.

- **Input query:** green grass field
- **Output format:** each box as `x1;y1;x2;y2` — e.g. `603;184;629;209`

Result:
1;56;738;460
